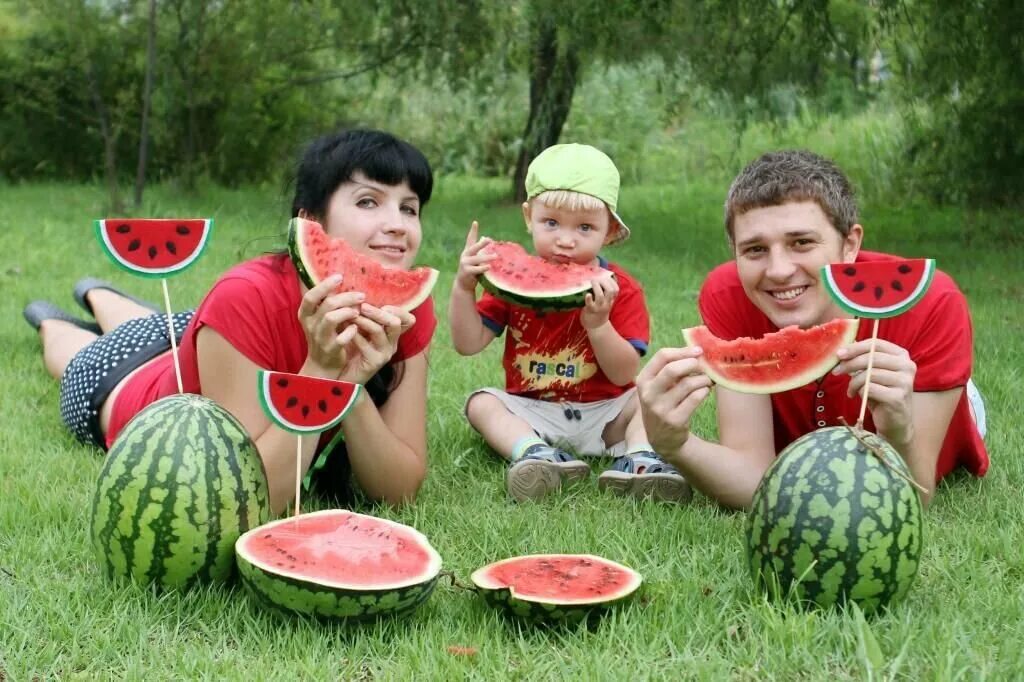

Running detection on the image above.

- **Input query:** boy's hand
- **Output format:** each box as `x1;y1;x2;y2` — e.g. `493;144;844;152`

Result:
455;221;496;293
581;271;618;329
833;338;917;447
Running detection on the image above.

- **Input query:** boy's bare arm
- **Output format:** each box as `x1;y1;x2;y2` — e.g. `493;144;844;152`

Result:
449;221;497;356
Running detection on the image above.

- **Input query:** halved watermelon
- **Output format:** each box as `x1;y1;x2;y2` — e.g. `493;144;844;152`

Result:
235;509;443;620
479;241;608;310
470;554;642;623
683;318;860;394
257;370;361;434
95;218;212;278
823;258;936;318
287;218;437;312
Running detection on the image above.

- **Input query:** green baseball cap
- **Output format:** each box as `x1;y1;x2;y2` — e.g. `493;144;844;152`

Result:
525;143;631;245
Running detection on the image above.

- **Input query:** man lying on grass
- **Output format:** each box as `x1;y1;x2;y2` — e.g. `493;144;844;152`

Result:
637;150;989;508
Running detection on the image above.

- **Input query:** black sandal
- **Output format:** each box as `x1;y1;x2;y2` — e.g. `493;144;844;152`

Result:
72;277;160;317
23;300;102;334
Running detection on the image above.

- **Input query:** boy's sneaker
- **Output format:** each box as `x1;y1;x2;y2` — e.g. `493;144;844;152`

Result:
598;452;692;504
506;444;590;502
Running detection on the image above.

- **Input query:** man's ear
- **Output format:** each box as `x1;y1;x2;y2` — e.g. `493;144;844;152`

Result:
521;201;532;232
842;223;864;262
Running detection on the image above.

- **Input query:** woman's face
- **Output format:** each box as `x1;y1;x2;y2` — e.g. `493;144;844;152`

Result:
316;171;422;270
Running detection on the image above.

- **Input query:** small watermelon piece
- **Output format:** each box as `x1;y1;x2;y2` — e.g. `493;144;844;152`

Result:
95;218;213;278
822;258;936;318
235;509;443;620
257;370;362;434
287;217;438;312
746;426;923;615
479;241;608;310
470;554;642;623
683;318;860;394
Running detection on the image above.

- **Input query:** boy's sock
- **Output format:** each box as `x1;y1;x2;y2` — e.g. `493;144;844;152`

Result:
511;435;548;461
626;442;656;457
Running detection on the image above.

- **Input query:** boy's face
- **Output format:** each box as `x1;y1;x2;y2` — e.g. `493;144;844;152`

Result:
522;200;615;266
732;200;862;329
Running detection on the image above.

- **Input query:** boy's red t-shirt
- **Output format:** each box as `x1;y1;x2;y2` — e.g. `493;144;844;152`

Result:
697;250;988;481
477;258;650;403
106;254;436;449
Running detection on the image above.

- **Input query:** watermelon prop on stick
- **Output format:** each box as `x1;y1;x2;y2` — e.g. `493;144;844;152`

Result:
257;370;362;518
480;241;609;311
287;217;437;312
94;218;214;393
683;318;859;394
822;258;936;426
235;509;443;620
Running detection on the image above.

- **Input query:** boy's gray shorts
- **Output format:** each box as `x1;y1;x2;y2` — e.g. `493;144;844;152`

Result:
464;387;637;457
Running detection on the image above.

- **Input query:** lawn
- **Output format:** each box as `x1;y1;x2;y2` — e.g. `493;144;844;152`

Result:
1;177;1022;680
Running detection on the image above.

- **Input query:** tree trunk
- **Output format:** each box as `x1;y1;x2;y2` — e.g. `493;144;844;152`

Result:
134;0;157;207
511;19;580;203
86;60;122;213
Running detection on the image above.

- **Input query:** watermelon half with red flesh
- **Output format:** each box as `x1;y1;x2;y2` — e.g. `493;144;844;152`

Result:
683;318;860;394
470;554;642;623
479;241;608;310
235;509;443;620
287;218;438;312
823;258;936;318
95;218;212;278
257;370;362;434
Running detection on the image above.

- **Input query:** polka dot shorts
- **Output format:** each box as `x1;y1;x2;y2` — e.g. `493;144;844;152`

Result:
59;311;194;448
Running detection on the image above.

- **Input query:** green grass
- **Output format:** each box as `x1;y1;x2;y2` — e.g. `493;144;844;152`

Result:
1;175;1022;681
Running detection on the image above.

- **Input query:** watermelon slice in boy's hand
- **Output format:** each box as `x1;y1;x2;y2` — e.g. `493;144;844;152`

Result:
287;217;438;312
95;218;213;278
822;258;936;319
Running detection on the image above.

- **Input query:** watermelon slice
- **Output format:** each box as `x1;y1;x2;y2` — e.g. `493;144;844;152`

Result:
287;218;438;312
95;218;213;278
822;258;936;318
235;509;443;620
470;554;642;623
683;318;860;394
479;241;608;310
257;370;362;434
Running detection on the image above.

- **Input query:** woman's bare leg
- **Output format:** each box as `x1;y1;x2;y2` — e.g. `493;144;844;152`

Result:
39;320;97;379
86;288;159;332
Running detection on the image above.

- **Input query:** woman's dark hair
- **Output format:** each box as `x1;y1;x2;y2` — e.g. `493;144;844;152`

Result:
290;129;433;219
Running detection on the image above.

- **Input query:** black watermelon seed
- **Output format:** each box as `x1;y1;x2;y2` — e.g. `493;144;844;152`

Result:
116;224;131;233
276;378;289;388
852;281;865;292
286;396;298;408
843;266;857;276
148;246;158;260
166;241;177;255
898;263;912;274
301;405;309;418
318;399;328;413
176;225;191;235
127;239;141;252
874;286;884;300
891;280;904;292
331;386;342;396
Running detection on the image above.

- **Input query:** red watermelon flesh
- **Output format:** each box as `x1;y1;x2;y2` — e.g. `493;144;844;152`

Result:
683;318;860;394
287;218;437;312
95;218;212;278
479;241;607;310
237;509;442;589
470;554;642;605
257;370;362;434
823;258;935;318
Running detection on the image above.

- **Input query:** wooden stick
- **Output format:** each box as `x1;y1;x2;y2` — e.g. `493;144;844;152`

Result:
856;318;880;429
294;435;302;518
161;278;184;394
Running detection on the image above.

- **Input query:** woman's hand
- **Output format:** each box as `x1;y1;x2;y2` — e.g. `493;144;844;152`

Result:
454;221;496;293
337;304;416;384
297;274;364;377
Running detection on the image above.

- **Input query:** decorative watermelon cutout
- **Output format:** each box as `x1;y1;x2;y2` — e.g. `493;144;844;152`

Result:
480;241;608;310
95;218;213;278
90;394;271;589
746;426;923;615
470;554;642;623
287;217;437;312
235;509;443;620
823;258;936;318
683;318;859;394
257;370;362;434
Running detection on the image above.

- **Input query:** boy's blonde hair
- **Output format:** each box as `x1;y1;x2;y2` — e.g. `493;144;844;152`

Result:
532;189;610;215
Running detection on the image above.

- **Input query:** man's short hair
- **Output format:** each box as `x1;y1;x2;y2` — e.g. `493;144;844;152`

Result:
724;150;858;240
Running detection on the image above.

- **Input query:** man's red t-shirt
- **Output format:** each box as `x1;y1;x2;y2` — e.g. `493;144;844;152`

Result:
477;258;650;403
698;250;988;481
106;254;436;449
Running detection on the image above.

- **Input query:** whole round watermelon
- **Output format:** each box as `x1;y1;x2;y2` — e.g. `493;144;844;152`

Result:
90;394;271;590
745;426;923;615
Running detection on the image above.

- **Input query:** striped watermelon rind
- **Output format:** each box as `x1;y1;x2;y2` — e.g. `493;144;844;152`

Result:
479;241;608;311
745;426;923;615
90;394;270;589
470;554;643;624
94;218;214;279
256;370;362;434
235;510;443;620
